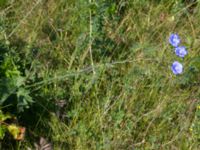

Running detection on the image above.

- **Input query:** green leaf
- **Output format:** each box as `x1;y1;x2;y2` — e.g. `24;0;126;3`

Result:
0;125;6;140
0;112;11;121
17;88;33;112
16;76;25;87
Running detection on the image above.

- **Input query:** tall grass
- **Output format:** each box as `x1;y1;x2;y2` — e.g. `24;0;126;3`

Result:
0;0;200;149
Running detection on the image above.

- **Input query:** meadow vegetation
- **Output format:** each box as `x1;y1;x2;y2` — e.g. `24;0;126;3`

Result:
0;0;200;149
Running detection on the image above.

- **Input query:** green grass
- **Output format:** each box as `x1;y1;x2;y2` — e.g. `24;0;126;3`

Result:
0;0;200;149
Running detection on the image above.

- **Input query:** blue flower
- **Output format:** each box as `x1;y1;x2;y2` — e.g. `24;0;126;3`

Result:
171;61;183;75
175;46;187;58
169;34;180;47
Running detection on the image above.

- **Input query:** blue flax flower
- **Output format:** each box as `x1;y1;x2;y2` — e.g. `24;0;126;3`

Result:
169;34;180;47
175;46;187;58
171;61;183;75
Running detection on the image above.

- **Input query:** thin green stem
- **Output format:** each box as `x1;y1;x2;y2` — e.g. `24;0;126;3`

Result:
89;0;95;75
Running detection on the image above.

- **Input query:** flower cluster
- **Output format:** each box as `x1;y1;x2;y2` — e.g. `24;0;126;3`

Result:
169;34;188;75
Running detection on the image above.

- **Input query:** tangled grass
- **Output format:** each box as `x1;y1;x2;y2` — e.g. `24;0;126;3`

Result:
0;0;200;149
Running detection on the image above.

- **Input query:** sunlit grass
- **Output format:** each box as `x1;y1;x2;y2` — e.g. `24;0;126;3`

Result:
0;0;200;149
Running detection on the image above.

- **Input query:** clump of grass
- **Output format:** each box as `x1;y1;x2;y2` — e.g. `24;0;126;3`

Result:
0;0;200;149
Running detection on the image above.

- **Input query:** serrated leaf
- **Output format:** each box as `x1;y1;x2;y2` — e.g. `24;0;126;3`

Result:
17;88;33;112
